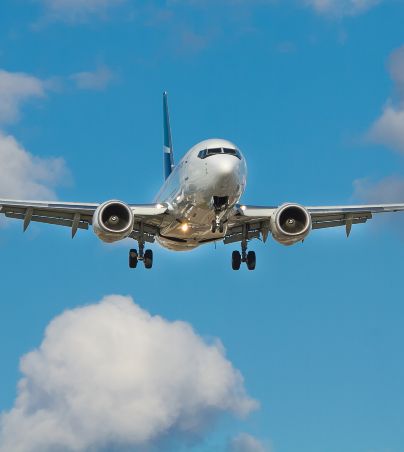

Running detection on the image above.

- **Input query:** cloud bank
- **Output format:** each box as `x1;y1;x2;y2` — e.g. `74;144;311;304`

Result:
0;66;114;124
305;0;382;16
70;66;114;90
368;46;404;154
0;66;117;202
0;132;68;200
353;176;404;233
354;176;404;204
0;295;257;452
40;0;124;20
0;70;45;124
360;45;404;224
228;432;267;452
35;0;384;25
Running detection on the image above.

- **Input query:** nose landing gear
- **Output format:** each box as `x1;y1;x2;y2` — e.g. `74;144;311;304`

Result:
211;196;229;234
211;216;225;234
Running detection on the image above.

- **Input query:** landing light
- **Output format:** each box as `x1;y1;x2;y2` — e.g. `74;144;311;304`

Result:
181;223;189;232
240;205;246;211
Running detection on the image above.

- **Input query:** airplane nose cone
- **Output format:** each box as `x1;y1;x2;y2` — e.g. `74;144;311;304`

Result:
207;155;242;196
218;155;238;175
200;153;246;202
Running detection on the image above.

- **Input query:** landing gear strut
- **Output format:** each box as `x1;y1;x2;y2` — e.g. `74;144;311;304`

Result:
231;225;256;271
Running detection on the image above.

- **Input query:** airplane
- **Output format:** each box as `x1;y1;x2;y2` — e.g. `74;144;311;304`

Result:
1;92;404;271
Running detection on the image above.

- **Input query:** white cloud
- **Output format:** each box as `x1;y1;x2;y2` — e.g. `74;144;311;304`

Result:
367;46;404;154
40;0;125;20
368;105;404;154
353;176;404;203
228;433;267;452
70;66;114;90
0;70;45;124
305;0;382;16
353;176;404;233
0;67;115;124
0;295;258;452
0;132;68;199
389;45;404;92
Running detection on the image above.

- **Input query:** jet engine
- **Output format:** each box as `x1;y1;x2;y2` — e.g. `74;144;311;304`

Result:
93;200;134;243
270;203;312;245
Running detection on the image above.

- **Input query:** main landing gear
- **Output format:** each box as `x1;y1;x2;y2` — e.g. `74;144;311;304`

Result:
129;241;153;270
231;229;256;271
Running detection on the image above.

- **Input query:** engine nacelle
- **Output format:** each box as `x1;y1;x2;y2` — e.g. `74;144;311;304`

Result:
270;203;312;245
93;200;134;243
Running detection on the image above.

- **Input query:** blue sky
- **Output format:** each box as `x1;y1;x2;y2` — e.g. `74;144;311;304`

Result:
1;0;404;451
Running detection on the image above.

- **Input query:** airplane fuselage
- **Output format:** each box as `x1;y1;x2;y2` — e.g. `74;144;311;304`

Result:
155;138;247;251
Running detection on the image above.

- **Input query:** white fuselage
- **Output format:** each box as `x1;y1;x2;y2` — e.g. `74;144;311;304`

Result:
155;138;247;251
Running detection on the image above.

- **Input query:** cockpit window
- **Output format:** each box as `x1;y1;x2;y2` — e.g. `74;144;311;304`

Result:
197;147;241;160
224;148;237;156
206;148;222;157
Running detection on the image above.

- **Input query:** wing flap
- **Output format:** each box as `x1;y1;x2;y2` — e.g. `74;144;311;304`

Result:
0;199;170;239
1;205;93;222
312;217;368;230
5;212;89;230
224;230;261;245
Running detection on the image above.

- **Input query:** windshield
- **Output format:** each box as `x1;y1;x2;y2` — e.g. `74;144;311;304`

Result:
197;148;241;159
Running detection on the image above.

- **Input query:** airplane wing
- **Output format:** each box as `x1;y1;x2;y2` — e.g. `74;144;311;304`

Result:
0;199;168;241
225;203;404;245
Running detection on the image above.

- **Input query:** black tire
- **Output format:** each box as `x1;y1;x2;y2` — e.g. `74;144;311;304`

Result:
129;249;138;269
144;249;153;269
246;251;256;271
211;221;217;233
232;250;241;270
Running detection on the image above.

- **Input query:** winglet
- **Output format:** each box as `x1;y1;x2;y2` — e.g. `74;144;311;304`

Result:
163;91;175;180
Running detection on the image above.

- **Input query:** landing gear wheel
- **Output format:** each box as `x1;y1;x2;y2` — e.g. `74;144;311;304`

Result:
246;251;256;271
129;249;138;268
144;249;153;269
212;220;224;234
232;251;241;270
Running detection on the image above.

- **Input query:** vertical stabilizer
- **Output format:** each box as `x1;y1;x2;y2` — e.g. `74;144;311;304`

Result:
163;91;175;180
